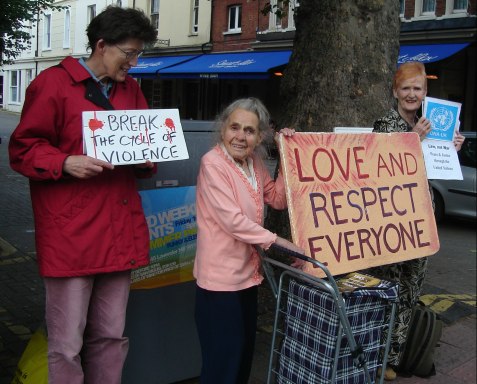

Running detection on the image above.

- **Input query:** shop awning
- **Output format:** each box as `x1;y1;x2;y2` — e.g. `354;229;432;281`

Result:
129;55;198;78
398;43;469;64
159;50;292;79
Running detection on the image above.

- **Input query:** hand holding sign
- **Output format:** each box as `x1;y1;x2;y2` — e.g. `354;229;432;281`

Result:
412;116;432;140
63;155;114;179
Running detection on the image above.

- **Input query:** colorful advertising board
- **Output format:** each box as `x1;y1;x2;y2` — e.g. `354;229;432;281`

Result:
131;186;197;289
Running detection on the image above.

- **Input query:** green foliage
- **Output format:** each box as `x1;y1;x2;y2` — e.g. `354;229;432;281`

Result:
0;0;66;66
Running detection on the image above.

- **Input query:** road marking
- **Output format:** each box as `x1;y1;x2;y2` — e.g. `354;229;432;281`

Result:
420;294;477;314
0;237;16;258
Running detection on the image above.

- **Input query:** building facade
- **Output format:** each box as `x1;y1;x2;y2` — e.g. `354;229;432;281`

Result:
1;0;476;130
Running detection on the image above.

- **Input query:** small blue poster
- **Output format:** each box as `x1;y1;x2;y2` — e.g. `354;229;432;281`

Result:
423;97;461;142
131;186;197;289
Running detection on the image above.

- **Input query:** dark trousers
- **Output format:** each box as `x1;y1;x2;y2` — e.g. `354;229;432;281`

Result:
195;285;258;384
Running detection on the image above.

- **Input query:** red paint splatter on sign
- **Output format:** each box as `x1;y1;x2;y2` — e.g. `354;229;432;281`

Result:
165;118;176;132
88;116;104;132
88;112;103;158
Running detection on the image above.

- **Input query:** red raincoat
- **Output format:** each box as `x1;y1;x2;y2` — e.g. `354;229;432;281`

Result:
9;57;151;277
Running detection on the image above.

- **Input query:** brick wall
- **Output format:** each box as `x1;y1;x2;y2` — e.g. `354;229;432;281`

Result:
212;0;260;52
403;0;476;19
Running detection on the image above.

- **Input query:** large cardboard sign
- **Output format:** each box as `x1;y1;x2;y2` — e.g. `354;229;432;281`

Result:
82;109;189;165
280;132;440;277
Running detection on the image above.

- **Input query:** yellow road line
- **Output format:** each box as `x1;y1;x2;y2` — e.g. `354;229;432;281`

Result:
420;294;477;315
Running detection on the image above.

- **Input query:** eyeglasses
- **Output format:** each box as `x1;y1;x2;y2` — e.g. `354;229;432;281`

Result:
115;45;144;60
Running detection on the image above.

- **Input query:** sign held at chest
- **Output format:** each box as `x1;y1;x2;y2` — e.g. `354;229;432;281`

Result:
82;109;189;165
279;132;439;278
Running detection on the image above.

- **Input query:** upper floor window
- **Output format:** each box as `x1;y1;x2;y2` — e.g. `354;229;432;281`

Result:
151;0;159;30
87;5;96;24
228;5;242;33
191;0;199;34
10;71;22;104
116;0;123;6
63;9;71;48
268;0;283;30
422;0;436;14
43;13;52;50
399;0;405;15
454;0;468;11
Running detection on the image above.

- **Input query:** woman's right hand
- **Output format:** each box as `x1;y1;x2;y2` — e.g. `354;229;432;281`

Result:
275;236;306;268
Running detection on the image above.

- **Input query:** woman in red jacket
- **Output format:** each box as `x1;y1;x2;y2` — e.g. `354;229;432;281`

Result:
9;6;156;384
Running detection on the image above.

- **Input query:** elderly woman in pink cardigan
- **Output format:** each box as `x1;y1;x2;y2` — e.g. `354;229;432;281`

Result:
193;97;302;384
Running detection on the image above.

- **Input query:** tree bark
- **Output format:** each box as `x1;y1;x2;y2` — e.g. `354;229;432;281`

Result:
278;0;400;131
266;0;401;242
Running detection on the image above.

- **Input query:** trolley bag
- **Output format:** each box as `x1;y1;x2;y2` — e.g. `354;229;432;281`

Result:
277;277;399;384
398;301;443;377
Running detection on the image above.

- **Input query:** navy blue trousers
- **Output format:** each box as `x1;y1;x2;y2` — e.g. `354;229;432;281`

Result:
195;285;258;384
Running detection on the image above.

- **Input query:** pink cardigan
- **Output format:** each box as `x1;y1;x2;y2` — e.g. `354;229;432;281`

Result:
193;145;287;291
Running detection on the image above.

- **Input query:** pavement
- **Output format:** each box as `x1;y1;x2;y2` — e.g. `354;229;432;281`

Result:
0;109;475;384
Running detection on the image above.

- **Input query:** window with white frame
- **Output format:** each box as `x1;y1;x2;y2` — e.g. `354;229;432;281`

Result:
151;0;159;30
116;0;122;6
63;9;71;48
191;0;199;34
268;0;283;30
228;5;241;33
43;13;51;49
10;71;22;103
454;0;468;11
26;69;34;86
287;0;299;29
400;0;405;16
87;5;96;24
422;0;436;13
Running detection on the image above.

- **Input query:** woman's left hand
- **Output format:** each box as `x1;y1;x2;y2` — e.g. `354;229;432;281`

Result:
275;236;306;269
413;117;432;141
453;132;465;151
274;127;296;144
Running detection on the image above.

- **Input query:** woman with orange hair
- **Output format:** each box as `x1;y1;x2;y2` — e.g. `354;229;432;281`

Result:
369;61;464;381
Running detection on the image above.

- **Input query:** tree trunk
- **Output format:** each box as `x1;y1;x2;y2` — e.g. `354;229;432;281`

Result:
279;0;400;131
266;0;401;241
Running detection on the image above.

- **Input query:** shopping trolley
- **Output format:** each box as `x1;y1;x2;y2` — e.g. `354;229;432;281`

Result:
257;244;398;384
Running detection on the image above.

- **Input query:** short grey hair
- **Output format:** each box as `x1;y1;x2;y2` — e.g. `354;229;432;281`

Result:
213;98;272;156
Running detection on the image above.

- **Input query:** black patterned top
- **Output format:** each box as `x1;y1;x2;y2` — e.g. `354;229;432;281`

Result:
373;108;414;133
